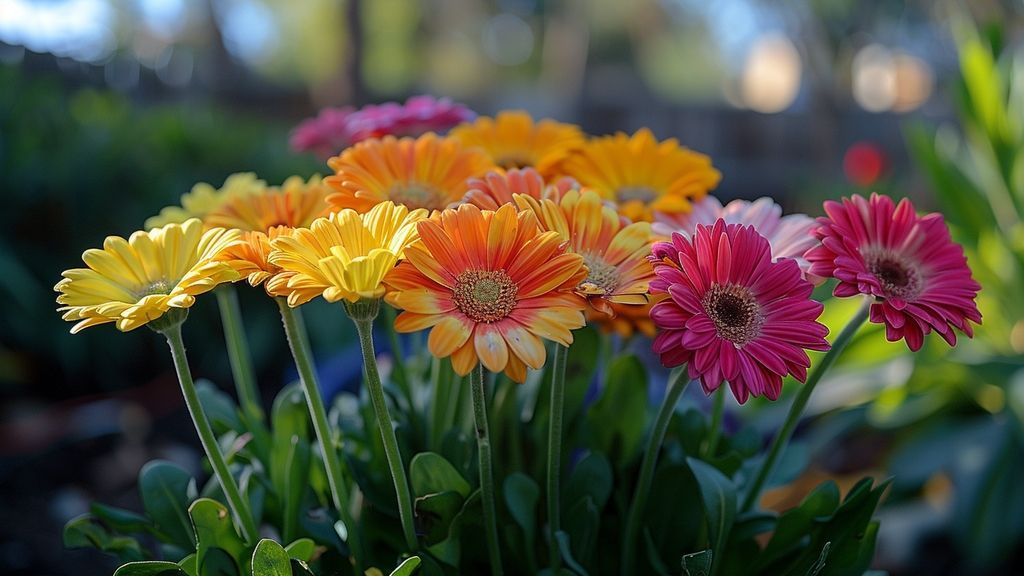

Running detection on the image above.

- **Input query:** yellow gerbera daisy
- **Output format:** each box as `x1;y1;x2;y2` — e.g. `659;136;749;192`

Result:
267;201;427;306
205;175;330;232
145;173;267;229
216;226;295;295
449;111;585;177
384;203;588;383
557;128;721;222
514;189;656;317
55;219;240;333
324;134;495;213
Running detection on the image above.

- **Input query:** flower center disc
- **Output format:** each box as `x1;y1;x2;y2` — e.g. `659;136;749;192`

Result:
389;182;444;210
496;152;534;169
581;252;619;294
453;270;518;323
616;186;658;204
865;250;922;300
702;284;763;346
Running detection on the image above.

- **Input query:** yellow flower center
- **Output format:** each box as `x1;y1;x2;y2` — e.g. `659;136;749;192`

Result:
137;279;172;298
580;252;619;294
453;269;518;323
703;283;763;346
864;249;922;300
616;186;658;204
389;182;444;210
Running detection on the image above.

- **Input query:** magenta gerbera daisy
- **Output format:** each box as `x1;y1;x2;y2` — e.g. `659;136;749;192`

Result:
289;106;355;157
806;193;982;351
649;220;830;403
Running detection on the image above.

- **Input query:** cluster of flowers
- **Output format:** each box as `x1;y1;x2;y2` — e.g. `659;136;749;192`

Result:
55;96;982;573
58;102;981;403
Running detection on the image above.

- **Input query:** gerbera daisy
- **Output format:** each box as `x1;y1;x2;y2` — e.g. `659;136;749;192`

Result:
145;173;267;230
205;175;330;232
654;196;819;278
324;133;496;213
56;219;240;333
462;168;577;211
450;111;585;176
590;298;661;339
384;203;588;383
514;189;655;316
289;106;356;158
557;128;721;223
806;193;982;351
345;95;476;142
267;201;427;306
649;220;830;403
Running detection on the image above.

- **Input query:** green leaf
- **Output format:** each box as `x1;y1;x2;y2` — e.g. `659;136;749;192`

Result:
272;383;311;444
283;538;315;562
139;460;197;549
197;379;243;434
189;498;246;574
270;434;311;543
389;556;422;576
410;452;471;498
91;503;153;534
250;539;290;576
681;550;712;576
64;514;146;563
563;326;600;422
415;491;465;545
178;554;198;576
587;355;649;461
113;561;186;576
807;542;830;576
555;530;591;576
564;496;600;570
686;458;736;574
503;472;540;544
565;452;613;510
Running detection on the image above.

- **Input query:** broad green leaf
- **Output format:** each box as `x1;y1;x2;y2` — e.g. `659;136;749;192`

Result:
139;461;197;549
113;561;185;576
284;538;315;562
272;383;311;444
587;355;648;460
681;549;712;576
91;503;153;534
410;452;471;498
178;554;198;576
196;379;243;434
503;472;540;544
686;458;736;574
564;496;600;570
270;434;311;543
389;556;422;576
250;539;290;576
64;514;146;563
555;530;591;576
563;326;600;422
565;452;613;510
415;491;465;545
189;498;246;574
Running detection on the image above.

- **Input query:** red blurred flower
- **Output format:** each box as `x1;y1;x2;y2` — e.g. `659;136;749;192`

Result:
843;141;886;186
649;220;830;403
806;193;982;351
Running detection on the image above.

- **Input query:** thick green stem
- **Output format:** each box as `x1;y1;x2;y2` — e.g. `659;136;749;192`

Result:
703;388;726;459
740;297;872;512
276;300;363;572
351;313;419;552
471;364;503;576
215;286;264;420
621;368;690;576
163;324;258;543
546;343;569;571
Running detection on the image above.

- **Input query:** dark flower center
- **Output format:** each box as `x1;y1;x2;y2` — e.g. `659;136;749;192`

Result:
702;283;763;345
866;251;922;300
497;153;534;169
453;270;518;323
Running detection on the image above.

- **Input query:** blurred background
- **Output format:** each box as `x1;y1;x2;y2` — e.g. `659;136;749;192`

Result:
2;0;1024;574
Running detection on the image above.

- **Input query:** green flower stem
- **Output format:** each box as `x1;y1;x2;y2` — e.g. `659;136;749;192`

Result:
703;388;726;459
350;306;419;552
162;323;258;543
621;367;690;576
740;297;872;512
471;364;503;576
275;299;364;571
215;285;264;422
546;343;570;571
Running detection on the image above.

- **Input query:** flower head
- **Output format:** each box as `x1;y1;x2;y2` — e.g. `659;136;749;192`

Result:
384;203;588;382
462;168;577;211
289;106;356;158
557;128;721;222
450;111;585;176
654;196;819;278
56;219;240;333
806;193;982;351
205;175;331;232
145;173;267;230
268;201;427;306
514;189;655;317
650;220;830;403
325;134;496;213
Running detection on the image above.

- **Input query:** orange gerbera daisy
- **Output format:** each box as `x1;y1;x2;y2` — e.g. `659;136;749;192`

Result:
384;203;588;383
557;128;721;222
514;189;656;317
324;133;496;213
461;168;578;210
209;175;332;295
450;111;585;176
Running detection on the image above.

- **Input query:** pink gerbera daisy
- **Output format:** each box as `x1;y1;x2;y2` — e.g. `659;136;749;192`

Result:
806;193;982;351
649;220;830;403
289;106;355;158
654;196;819;278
